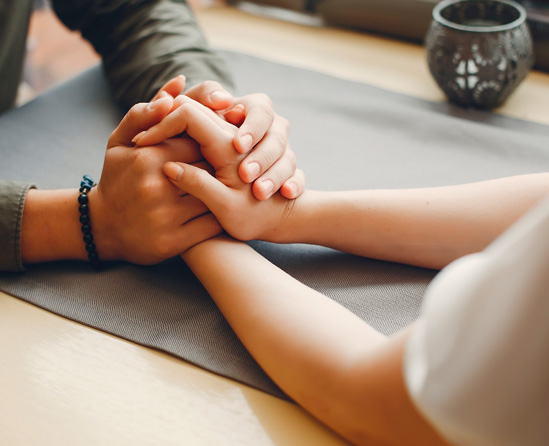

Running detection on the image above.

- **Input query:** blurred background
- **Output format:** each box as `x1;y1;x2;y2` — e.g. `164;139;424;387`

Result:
19;0;225;105
19;0;549;106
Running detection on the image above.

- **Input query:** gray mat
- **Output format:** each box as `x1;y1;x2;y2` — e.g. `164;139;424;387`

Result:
1;51;548;399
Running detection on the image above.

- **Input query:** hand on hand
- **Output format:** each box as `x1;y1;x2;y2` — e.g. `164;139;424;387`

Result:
90;95;222;264
148;77;305;200
134;96;300;242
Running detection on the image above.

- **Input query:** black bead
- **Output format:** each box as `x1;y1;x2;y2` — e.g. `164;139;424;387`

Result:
79;176;100;269
78;193;88;205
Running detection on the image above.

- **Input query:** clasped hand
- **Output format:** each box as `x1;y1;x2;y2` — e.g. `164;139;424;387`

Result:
134;91;306;243
90;77;304;264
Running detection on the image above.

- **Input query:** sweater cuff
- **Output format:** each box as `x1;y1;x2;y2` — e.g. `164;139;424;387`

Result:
0;181;36;272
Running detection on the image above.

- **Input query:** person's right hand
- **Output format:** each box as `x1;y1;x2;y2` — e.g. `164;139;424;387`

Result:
89;96;222;264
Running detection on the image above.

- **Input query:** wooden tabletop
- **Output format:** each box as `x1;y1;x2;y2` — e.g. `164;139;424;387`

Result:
2;5;548;445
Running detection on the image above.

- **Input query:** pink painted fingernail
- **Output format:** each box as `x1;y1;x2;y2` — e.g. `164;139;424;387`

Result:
285;182;298;198
245;162;260;180
239;134;253;152
209;90;232;103
132;131;146;144
260;180;274;198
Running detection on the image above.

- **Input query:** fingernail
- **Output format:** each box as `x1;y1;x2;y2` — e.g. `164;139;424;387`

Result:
148;96;169;110
209;90;232;103
164;162;184;182
245;162;260;180
239;134;253;152
132;131;146;144
285;182;298;198
260;180;274;198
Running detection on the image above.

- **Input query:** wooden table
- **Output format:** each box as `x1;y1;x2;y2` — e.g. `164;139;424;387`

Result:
2;5;548;445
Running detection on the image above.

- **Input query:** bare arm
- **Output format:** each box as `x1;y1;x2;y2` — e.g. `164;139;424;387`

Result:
20;93;222;267
182;236;447;445
275;174;549;269
154;97;549;270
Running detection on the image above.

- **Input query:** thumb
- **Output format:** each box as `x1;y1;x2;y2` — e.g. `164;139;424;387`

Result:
151;75;186;101
109;96;173;147
163;162;227;211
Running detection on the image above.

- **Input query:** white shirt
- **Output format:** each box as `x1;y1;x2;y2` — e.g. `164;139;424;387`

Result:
405;195;549;446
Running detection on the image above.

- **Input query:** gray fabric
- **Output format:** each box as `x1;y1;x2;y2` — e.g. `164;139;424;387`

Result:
0;181;35;272
1;51;549;399
0;0;33;115
0;0;234;271
0;0;234;115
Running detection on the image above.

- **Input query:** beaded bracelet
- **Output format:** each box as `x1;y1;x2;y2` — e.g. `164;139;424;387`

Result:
78;175;101;269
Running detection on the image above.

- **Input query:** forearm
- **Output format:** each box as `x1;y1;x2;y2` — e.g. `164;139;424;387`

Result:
20;188;88;264
182;236;445;445
52;0;234;108
282;173;549;269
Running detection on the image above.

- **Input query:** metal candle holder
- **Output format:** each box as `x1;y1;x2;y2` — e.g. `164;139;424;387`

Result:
425;0;533;108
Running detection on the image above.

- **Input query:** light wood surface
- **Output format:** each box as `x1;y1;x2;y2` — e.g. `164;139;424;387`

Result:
198;5;549;125
2;5;549;446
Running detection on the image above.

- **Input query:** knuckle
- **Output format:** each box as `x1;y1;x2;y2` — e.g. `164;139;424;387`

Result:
255;93;273;108
276;115;290;133
295;168;306;186
179;102;195;115
254;103;275;121
133;148;154;169
128;102;146;121
285;149;297;170
152;234;174;259
187;167;210;192
136;177;167;202
270;132;288;156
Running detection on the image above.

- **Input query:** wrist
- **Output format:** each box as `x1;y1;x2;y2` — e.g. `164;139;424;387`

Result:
181;233;231;260
86;185;122;262
265;191;315;244
21;188;88;264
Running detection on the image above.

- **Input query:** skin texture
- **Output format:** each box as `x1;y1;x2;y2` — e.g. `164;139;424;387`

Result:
139;96;548;443
182;236;448;446
150;76;303;200
141;97;446;443
21;78;304;265
151;96;549;269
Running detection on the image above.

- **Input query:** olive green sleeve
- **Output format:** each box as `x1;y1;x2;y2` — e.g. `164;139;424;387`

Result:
51;0;235;109
0;181;35;272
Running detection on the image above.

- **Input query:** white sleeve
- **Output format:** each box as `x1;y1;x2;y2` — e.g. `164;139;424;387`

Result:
404;196;549;446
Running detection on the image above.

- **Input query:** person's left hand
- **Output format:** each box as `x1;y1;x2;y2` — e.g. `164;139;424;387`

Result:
149;76;304;201
133;95;302;243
